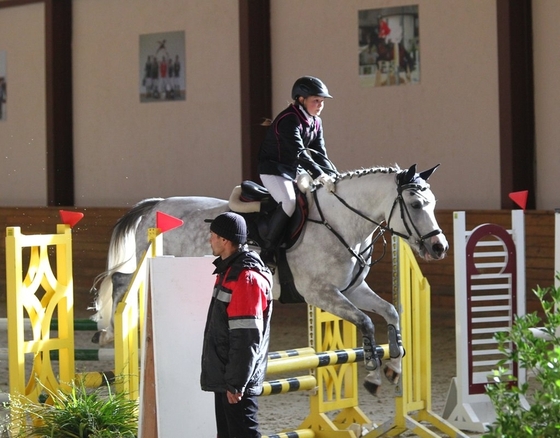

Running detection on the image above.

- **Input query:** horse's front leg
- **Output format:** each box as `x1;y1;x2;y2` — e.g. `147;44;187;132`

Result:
345;282;404;395
302;288;385;392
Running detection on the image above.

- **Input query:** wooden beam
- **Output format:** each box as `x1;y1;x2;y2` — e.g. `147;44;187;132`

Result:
239;0;272;183
497;0;536;209
45;0;74;206
139;287;158;437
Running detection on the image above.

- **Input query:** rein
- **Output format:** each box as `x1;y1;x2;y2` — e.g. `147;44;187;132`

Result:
308;189;386;293
309;190;386;268
308;173;442;291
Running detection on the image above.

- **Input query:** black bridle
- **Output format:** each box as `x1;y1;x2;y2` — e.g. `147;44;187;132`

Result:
308;173;443;291
389;181;444;244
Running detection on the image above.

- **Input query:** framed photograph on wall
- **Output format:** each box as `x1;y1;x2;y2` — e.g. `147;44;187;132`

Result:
358;6;420;87
0;50;6;120
139;31;186;102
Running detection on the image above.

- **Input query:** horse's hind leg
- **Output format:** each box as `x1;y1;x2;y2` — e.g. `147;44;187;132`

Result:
91;272;132;345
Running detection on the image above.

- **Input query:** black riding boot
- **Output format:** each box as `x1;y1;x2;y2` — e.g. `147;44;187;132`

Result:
260;205;290;268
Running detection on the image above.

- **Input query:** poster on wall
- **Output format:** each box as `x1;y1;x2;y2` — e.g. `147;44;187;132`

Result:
139;31;186;103
358;6;420;87
0;51;6;120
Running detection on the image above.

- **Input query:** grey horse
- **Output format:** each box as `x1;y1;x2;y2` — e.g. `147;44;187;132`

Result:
91;164;448;395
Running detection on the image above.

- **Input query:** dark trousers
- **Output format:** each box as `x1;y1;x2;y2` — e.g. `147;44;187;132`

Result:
214;392;261;438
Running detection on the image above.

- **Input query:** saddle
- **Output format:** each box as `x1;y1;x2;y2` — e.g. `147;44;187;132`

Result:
228;176;311;251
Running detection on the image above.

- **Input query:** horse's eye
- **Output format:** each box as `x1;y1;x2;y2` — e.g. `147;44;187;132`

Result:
411;201;422;209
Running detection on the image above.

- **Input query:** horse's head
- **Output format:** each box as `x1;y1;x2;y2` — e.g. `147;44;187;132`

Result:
389;164;448;261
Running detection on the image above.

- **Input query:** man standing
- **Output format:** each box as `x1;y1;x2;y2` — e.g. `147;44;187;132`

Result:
201;212;273;438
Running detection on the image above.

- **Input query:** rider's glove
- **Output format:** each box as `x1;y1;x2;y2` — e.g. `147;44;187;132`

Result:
315;173;336;194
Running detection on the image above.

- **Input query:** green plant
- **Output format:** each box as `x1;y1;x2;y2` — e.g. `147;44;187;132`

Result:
483;275;560;438
6;379;138;437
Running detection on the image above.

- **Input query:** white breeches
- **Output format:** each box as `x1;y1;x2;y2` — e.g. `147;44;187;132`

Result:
260;174;297;217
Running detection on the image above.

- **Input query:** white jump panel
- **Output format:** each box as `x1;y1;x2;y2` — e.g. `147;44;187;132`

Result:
147;256;215;438
442;210;526;433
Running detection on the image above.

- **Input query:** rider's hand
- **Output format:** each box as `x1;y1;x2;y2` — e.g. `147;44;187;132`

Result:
315;173;336;194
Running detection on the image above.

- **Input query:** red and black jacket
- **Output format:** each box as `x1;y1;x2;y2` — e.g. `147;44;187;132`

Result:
200;249;273;396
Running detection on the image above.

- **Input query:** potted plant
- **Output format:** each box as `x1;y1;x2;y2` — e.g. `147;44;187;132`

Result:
5;378;138;437
484;275;560;438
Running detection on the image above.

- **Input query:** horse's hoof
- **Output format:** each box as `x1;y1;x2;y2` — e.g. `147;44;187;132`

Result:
363;380;380;397
91;329;114;345
384;365;400;385
91;331;101;344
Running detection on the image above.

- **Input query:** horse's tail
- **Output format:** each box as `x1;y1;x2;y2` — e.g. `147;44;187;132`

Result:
107;197;163;271
90;197;163;325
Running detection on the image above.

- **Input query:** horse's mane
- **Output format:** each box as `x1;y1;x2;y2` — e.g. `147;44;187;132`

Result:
336;165;401;182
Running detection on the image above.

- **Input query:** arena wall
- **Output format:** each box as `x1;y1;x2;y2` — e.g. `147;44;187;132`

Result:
0;208;554;315
2;1;559;210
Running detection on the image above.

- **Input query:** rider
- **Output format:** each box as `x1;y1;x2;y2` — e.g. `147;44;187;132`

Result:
258;76;339;266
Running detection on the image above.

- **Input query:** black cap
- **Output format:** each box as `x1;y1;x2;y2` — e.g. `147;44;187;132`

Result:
205;212;247;244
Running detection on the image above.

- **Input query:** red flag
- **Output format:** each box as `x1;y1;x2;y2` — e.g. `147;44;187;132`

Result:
156;211;184;233
509;190;528;210
59;210;84;228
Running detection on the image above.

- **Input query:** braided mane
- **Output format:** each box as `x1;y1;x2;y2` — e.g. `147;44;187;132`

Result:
335;165;401;183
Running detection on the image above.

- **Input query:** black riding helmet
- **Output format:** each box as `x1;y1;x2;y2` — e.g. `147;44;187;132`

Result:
291;76;333;100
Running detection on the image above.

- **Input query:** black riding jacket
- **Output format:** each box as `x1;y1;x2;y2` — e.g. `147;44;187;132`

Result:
200;249;273;396
258;103;337;180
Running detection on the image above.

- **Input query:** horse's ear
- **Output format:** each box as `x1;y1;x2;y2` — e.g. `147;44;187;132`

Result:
402;164;417;184
419;164;440;181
